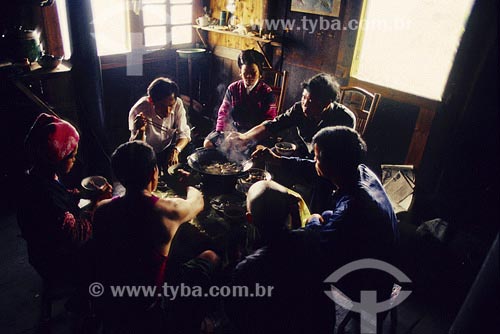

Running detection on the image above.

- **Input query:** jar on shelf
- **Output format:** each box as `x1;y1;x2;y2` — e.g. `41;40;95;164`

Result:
13;29;41;63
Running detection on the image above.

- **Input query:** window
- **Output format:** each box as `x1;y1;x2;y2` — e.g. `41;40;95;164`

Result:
90;0;193;56
351;0;474;101
56;0;72;59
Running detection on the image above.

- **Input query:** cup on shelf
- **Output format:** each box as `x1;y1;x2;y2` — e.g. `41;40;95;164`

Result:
196;16;210;27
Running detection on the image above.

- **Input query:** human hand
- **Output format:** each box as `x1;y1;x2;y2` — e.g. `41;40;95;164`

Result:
307;213;324;224
224;131;248;151
96;180;113;201
187;186;204;209
197;250;220;266
176;168;196;187
251;145;281;166
168;149;179;167
133;112;147;132
87;180;113;211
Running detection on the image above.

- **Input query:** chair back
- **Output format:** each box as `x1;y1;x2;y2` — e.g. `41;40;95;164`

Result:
339;86;381;135
262;69;289;114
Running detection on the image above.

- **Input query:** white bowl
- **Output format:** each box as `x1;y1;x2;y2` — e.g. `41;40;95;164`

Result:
81;176;108;191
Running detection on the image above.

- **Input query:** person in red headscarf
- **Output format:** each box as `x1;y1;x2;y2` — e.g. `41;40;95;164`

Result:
17;113;111;283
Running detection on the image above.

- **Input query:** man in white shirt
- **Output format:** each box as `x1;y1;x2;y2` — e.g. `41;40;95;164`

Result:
129;77;191;171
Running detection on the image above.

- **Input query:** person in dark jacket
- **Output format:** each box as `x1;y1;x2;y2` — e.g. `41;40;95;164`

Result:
18;113;111;283
306;126;399;331
226;73;355;155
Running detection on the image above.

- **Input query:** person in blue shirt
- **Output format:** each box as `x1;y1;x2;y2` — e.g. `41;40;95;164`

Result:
305;126;399;321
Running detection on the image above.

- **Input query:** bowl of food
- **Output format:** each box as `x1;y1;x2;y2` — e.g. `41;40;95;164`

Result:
236;168;272;194
81;175;110;199
274;142;297;156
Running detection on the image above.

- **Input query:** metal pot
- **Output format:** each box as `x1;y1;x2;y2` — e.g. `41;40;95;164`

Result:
187;148;252;176
187;148;253;194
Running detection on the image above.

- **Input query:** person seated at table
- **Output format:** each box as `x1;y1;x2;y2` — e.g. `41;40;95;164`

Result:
129;77;191;171
203;49;277;148
305;127;399;330
248;74;356;212
226;72;355;156
17;113;112;284
93;141;219;333
226;180;333;334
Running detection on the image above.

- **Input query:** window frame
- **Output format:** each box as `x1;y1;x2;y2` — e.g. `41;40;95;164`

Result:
95;0;196;69
347;0;474;109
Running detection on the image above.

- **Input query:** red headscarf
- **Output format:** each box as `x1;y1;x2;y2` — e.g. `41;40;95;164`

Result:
25;113;80;165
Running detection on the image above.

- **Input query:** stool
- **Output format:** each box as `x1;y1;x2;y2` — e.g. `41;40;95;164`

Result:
337;284;401;334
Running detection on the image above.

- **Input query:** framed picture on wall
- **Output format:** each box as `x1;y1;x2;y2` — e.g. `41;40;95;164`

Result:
291;0;341;17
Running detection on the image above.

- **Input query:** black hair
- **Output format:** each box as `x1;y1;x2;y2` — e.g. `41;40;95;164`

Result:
301;73;340;104
312;126;367;177
111;141;157;190
147;77;179;103
237;49;265;74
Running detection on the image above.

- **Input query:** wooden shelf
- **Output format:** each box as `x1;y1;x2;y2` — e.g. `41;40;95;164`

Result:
17;60;72;79
193;25;282;68
193;25;281;47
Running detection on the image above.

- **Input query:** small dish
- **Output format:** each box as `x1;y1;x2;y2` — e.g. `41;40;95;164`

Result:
274;142;297;156
236;168;272;193
80;176;109;199
81;175;108;191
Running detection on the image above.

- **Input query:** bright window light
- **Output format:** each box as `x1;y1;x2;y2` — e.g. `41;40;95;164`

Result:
143;0;166;3
56;0;72;59
351;0;474;101
145;26;168;47
143;5;167;26
171;5;193;24
90;0;130;56
172;25;192;45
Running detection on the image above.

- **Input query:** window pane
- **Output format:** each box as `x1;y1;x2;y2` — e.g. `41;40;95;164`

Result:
172;25;192;45
90;0;129;55
143;5;167;26
171;0;192;4
144;26;167;47
142;0;166;4
56;0;72;58
171;5;193;24
352;0;474;101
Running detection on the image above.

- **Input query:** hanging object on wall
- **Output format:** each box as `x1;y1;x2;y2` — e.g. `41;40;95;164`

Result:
291;0;341;17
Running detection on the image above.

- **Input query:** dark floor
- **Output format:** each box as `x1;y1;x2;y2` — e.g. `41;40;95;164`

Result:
0;207;462;334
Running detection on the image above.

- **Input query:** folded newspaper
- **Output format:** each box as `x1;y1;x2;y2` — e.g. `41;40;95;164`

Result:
381;165;415;214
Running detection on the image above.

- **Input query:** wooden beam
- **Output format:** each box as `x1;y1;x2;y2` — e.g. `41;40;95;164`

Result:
405;107;436;168
39;2;64;57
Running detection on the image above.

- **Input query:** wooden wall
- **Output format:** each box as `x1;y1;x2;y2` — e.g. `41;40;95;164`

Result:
208;0;265;51
202;0;417;167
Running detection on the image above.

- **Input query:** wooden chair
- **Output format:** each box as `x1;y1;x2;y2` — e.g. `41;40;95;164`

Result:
337;284;402;334
339;86;381;136
262;69;289;114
